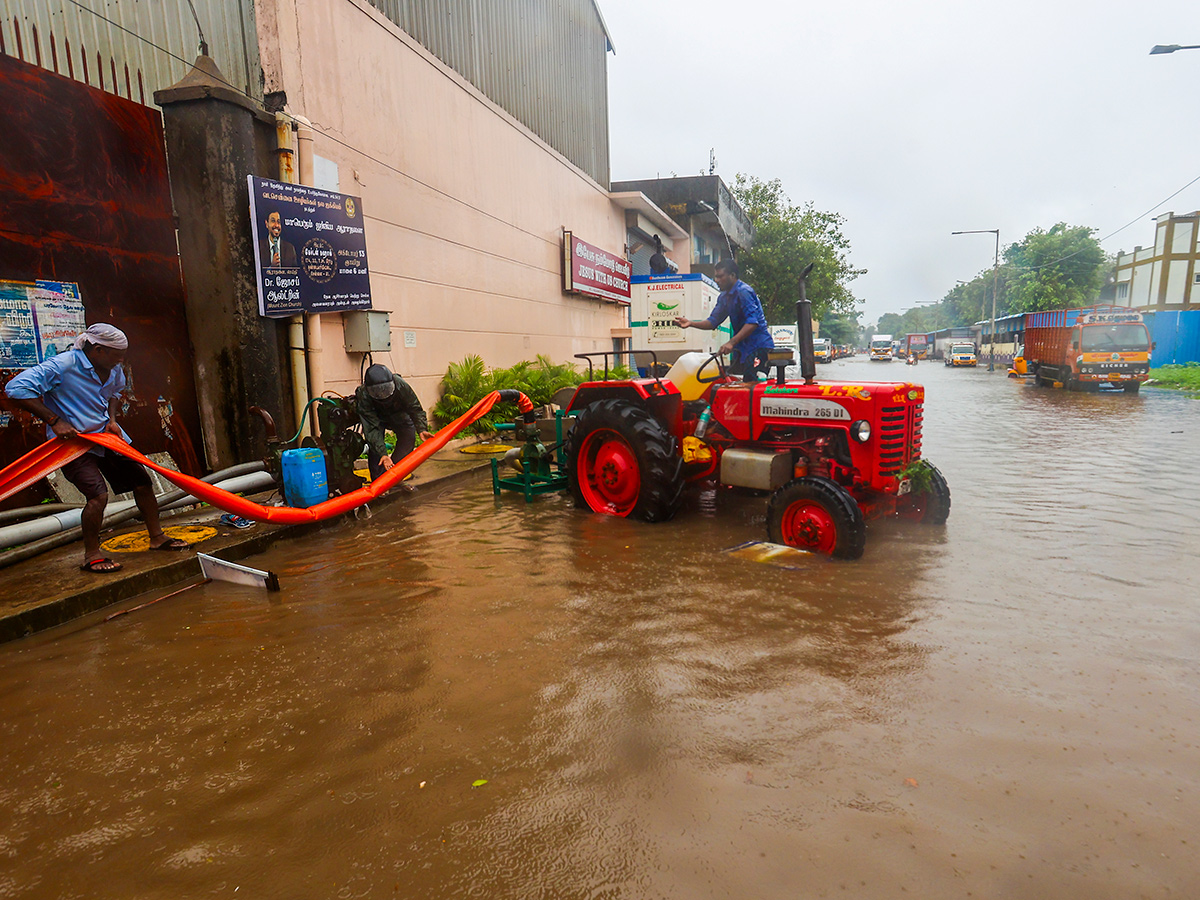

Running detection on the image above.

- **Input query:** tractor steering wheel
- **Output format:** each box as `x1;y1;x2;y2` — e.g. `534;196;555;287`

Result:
695;351;728;384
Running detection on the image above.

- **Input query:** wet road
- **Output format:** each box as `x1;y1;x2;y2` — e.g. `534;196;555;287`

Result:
2;359;1199;899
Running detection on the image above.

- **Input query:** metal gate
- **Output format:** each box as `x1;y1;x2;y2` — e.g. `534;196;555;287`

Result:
0;51;204;506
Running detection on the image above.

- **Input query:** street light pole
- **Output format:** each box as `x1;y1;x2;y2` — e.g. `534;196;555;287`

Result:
1149;44;1200;55
952;229;1000;371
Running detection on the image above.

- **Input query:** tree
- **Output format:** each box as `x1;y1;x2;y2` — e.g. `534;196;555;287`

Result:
819;311;860;346
1002;223;1107;313
731;175;866;325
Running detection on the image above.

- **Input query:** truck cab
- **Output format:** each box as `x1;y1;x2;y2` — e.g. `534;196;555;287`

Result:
869;337;894;361
945;343;977;367
813;338;832;363
1025;308;1151;393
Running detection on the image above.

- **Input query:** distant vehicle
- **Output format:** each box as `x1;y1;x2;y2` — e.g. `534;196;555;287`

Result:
1024;306;1150;392
813;337;832;362
869;335;894;361
905;333;930;359
945;342;977;367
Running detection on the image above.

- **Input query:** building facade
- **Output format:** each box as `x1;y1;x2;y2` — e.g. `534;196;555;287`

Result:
1114;211;1199;309
1;0;686;471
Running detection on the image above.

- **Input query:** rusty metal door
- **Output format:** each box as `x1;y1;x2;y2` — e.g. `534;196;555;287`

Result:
0;52;204;507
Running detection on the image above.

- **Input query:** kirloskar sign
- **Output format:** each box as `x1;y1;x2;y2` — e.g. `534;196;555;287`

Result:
563;232;631;304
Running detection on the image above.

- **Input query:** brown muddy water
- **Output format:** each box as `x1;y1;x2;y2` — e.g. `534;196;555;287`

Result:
2;359;1199;899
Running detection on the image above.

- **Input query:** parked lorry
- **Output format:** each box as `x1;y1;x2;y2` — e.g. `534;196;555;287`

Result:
904;333;930;359
869;335;894;361
559;267;949;559
1024;306;1151;392
813;337;833;362
945;342;977;367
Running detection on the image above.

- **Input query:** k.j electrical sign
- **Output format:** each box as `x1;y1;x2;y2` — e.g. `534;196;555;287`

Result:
248;176;373;318
562;232;631;305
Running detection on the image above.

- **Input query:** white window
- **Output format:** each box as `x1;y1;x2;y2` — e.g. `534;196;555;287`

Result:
1117;282;1129;299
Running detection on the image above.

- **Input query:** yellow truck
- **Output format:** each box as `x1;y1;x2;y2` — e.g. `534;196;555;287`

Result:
945;342;977;367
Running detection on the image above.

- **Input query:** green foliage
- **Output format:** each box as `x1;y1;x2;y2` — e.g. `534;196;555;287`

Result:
900;459;935;494
819;312;861;346
731;175;865;325
1149;363;1200;392
1002;223;1108;313
431;355;590;434
870;222;1110;336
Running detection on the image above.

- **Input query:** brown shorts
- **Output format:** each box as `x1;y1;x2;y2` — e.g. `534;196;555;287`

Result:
60;451;152;501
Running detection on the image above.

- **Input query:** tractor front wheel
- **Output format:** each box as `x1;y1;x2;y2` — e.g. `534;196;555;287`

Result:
766;477;866;560
897;460;951;525
566;399;683;522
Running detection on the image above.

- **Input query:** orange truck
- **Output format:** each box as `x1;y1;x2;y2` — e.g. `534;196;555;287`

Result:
1024;306;1151;393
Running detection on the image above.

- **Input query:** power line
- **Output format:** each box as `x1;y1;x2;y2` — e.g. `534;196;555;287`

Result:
1005;170;1200;273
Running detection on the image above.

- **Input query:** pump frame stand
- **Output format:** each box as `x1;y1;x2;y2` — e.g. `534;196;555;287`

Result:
490;410;569;502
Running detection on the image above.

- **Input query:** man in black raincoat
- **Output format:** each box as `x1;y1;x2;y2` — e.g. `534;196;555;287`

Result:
356;364;434;481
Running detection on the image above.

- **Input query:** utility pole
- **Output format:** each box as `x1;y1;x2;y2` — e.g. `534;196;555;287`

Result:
952;229;1000;371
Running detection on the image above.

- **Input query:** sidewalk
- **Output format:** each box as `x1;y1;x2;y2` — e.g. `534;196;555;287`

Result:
0;439;504;643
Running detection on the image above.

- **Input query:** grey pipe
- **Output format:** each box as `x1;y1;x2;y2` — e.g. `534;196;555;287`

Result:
0;462;267;550
0;463;271;569
0;503;82;526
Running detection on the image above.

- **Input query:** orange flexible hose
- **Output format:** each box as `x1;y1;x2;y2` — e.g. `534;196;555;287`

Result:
0;390;533;524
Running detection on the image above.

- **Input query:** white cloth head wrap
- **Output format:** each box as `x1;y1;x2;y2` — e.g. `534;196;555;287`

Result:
73;323;129;351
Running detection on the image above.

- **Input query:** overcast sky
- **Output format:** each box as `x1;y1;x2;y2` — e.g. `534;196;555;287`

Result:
600;0;1200;327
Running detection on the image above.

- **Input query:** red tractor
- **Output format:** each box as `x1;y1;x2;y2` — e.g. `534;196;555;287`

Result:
561;268;949;559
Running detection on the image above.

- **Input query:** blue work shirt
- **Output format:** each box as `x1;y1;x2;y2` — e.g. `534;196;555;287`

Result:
705;279;774;363
5;347;130;452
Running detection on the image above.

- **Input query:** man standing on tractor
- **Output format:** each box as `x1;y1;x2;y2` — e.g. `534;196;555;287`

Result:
674;258;773;381
356;364;434;481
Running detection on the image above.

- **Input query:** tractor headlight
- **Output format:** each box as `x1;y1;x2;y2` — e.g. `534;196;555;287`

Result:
850;419;871;442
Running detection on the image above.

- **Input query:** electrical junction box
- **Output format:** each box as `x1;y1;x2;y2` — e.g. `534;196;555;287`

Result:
343;310;391;352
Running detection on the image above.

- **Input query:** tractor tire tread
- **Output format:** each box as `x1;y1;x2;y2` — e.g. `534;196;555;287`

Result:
565;399;683;523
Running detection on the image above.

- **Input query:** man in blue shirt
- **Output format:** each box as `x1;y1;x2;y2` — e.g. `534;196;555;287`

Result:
674;258;774;381
5;324;190;573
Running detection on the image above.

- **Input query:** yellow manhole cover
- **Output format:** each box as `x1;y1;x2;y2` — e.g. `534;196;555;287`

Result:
102;524;217;553
460;443;516;454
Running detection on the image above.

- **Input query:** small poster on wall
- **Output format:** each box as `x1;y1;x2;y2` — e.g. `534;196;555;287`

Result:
248;175;374;318
0;279;86;368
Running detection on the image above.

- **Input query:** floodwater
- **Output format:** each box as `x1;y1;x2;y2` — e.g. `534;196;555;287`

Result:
2;359;1199;899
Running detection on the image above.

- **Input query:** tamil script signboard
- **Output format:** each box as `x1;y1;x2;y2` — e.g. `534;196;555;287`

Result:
248;176;373;318
562;232;631;304
0;280;86;368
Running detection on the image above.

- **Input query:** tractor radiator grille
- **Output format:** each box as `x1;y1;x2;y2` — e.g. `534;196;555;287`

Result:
877;402;923;477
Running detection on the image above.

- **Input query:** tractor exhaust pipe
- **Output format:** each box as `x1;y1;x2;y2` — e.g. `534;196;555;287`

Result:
796;263;816;385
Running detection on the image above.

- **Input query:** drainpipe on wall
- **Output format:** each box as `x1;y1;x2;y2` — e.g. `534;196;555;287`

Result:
276;111;310;439
294;114;326;412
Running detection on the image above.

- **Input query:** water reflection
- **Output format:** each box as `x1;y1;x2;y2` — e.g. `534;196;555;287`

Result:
2;361;1199;898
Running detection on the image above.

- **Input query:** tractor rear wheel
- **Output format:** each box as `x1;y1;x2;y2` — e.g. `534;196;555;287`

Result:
766;477;865;560
566;399;683;522
897;460;951;525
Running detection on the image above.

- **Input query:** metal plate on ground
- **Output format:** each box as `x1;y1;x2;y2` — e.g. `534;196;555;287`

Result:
723;540;813;569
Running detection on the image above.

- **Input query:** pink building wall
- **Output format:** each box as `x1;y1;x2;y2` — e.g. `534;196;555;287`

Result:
256;0;630;408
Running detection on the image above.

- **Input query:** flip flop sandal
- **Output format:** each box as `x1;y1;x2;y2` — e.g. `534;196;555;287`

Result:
150;538;191;551
81;556;123;573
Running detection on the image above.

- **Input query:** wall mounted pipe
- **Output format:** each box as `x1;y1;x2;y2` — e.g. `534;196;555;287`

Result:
0;464;270;569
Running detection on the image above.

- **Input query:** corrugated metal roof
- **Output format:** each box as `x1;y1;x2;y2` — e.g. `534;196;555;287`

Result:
366;0;611;186
0;0;260;106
